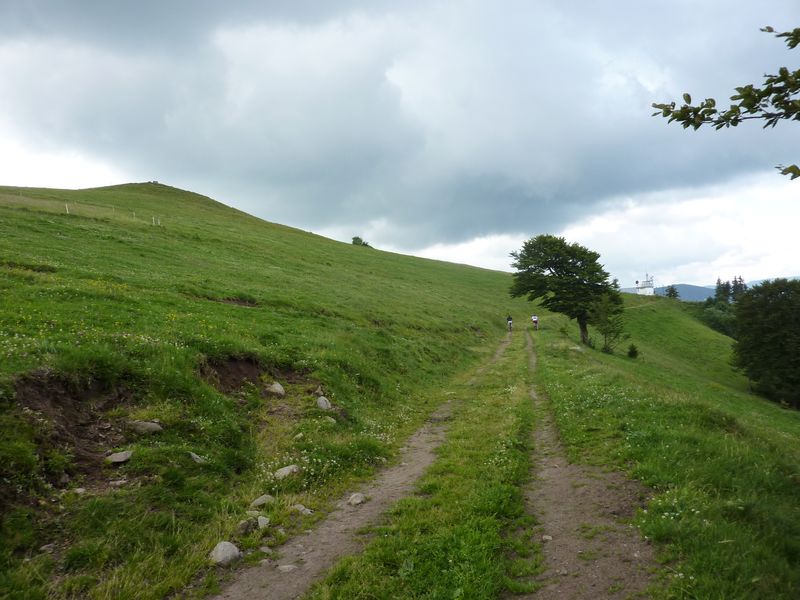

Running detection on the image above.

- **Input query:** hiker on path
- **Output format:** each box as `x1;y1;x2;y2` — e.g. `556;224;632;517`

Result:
506;315;513;332
531;315;539;330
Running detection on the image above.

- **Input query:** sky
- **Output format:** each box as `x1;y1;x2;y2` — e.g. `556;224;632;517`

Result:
0;0;798;287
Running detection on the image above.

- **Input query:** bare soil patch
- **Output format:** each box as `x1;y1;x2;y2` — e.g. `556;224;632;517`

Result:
517;332;656;599
201;357;312;396
12;370;131;494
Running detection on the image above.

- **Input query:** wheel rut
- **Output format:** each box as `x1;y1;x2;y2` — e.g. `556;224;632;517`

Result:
209;336;511;600
518;330;656;599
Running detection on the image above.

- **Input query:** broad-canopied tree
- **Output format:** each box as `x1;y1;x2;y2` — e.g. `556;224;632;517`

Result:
733;278;800;407
510;235;620;345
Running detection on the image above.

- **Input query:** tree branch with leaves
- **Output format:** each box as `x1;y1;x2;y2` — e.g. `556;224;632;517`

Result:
652;26;800;179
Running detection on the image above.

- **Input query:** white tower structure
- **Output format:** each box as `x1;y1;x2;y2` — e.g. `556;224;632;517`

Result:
635;274;655;296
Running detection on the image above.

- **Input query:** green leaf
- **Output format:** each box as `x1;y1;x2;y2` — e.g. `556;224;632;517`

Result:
683;93;692;104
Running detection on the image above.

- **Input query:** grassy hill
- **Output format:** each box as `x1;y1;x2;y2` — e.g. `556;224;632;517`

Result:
1;183;799;599
0;183;533;598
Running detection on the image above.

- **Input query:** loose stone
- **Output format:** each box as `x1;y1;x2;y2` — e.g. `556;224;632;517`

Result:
250;493;275;508
236;518;258;536
188;451;207;464
258;516;270;529
266;382;286;397
277;564;297;573
316;396;332;410
274;465;300;480
129;420;163;434
542;534;553;542
209;541;241;566
291;503;313;515
105;450;133;464
347;493;366;506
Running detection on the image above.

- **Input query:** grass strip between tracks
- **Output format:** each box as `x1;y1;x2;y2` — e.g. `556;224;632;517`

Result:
307;332;540;599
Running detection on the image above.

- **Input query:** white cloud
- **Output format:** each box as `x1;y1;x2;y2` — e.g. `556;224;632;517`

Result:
561;174;800;286
0;124;127;188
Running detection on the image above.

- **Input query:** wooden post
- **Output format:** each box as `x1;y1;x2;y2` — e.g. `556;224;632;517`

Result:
65;203;69;215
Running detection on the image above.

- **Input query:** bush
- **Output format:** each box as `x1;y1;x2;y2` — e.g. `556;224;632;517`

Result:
627;343;639;359
733;279;800;407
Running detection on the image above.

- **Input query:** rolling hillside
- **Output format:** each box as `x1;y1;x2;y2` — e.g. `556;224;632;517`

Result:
2;183;799;599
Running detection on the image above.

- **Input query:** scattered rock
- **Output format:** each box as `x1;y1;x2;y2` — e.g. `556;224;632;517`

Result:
347;493;366;506
258;516;270;529
266;382;286;397
250;493;275;508
246;510;260;517
274;465;300;480
259;546;272;553
188;451;208;464
277;564;297;573
398;446;408;453
313;385;324;396
105;450;133;464
542;534;553;542
293;432;304;440
39;543;56;553
322;416;337;425
74;487;86;495
316;396;332;410
129;420;163;434
209;541;241;566
559;568;569;576
109;479;127;487
290;503;313;515
236;518;258;536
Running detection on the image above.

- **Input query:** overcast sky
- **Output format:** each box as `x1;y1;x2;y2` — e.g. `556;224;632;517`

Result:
1;1;797;286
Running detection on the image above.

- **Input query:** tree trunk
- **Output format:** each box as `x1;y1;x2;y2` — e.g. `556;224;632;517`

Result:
578;316;590;345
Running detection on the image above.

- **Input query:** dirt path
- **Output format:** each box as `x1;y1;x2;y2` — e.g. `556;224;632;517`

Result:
209;336;511;600
519;331;656;599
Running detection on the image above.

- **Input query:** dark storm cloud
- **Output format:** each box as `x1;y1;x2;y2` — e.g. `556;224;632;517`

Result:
0;0;797;249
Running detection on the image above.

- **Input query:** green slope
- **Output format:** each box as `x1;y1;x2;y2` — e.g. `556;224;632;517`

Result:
2;183;799;599
0;183;532;599
535;294;800;599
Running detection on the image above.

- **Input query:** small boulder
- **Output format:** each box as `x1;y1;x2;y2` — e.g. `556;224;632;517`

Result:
74;487;86;495
266;382;286;397
209;541;241;566
274;465;300;480
105;450;133;464
316;396;332;410
542;535;553;542
277;564;297;573
129;420;163;434
257;516;270;529
250;493;275;508
347;493;366;506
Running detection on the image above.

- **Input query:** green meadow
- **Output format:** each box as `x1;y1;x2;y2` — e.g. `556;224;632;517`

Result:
1;183;799;599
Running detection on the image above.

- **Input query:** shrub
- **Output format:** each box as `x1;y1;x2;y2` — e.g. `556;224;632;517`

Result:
627;343;639;359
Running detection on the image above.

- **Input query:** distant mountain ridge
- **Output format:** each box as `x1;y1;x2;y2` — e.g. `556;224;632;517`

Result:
622;276;799;302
